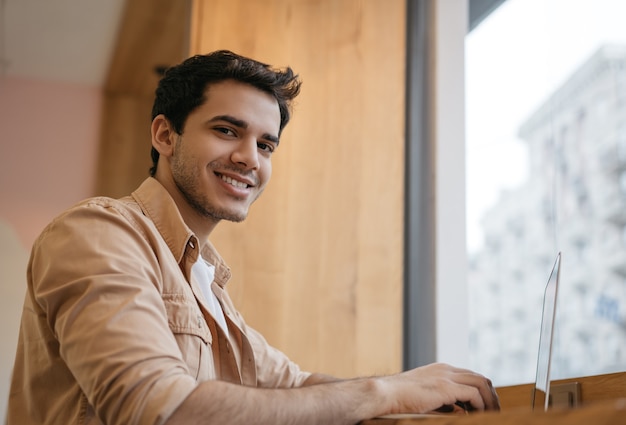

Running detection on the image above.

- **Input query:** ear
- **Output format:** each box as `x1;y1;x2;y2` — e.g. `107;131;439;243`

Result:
151;114;177;158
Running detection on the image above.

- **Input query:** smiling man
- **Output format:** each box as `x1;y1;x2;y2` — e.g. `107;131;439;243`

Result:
153;78;277;237
7;50;499;425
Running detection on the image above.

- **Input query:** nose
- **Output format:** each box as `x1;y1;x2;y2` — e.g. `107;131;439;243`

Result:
230;138;260;170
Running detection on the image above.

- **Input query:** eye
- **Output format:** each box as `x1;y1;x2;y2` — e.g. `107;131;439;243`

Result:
215;126;236;137
258;142;276;153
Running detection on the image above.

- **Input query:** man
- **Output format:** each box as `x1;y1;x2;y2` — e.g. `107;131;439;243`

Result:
8;50;499;425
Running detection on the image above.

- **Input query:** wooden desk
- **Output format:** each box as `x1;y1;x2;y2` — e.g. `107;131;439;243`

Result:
361;371;626;424
361;398;626;424
497;371;626;410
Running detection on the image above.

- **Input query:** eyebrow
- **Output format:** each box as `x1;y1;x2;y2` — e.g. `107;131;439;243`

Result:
209;114;280;145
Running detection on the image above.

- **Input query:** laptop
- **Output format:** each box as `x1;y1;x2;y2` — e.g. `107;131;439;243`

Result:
531;251;562;411
376;251;563;419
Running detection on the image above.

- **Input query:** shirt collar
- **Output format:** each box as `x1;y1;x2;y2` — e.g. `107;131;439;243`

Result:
131;177;232;287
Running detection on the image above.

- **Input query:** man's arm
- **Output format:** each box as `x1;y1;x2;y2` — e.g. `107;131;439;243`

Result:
301;372;341;386
165;363;500;424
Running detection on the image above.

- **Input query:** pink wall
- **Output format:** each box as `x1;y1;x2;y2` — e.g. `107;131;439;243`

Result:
0;76;102;418
0;76;102;248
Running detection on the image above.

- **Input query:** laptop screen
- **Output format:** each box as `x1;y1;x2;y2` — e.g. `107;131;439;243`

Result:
531;252;562;411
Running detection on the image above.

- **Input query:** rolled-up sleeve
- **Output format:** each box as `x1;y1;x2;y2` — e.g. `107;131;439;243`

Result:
30;200;197;425
213;285;311;389
246;325;312;388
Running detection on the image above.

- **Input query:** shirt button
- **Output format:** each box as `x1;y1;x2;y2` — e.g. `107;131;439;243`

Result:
197;315;203;328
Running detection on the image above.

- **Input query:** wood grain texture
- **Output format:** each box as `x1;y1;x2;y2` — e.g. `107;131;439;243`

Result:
496;371;626;411
105;0;191;95
97;0;191;197
361;398;626;425
96;94;154;197
191;0;406;377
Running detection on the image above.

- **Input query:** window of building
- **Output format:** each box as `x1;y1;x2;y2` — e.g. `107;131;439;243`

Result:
466;0;626;386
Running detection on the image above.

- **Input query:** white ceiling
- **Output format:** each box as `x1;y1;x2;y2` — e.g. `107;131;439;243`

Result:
0;0;504;87
1;0;126;86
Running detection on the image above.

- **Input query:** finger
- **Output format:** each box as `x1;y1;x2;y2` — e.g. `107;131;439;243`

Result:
453;373;500;411
488;383;501;410
456;385;485;411
433;402;468;415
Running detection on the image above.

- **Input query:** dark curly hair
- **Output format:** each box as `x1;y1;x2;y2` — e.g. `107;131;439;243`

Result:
149;50;302;176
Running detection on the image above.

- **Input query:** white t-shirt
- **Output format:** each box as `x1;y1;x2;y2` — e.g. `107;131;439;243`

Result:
191;257;229;337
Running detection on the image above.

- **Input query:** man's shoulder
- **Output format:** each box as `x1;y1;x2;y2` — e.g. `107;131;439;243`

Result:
54;194;143;223
30;196;141;248
50;177;160;226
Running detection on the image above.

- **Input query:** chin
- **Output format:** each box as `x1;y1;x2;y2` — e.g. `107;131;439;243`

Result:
218;208;249;223
200;199;250;223
224;214;247;223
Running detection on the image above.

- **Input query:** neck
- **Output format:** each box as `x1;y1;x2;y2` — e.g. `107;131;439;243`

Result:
153;172;220;242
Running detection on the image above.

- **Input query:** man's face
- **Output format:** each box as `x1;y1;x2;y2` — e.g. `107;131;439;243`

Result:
170;80;281;223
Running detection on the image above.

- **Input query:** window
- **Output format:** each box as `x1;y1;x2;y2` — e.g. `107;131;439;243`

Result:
466;0;626;385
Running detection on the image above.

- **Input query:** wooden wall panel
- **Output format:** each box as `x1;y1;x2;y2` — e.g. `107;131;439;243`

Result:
191;0;406;377
97;94;154;197
97;0;191;197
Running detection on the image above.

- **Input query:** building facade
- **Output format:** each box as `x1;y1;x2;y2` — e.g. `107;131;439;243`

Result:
469;45;626;385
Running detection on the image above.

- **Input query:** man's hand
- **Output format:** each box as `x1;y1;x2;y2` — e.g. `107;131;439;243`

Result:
378;362;500;415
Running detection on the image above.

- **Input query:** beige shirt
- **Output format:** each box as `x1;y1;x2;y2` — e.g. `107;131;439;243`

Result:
8;177;310;425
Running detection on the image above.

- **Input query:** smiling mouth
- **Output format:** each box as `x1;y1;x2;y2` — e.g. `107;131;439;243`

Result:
219;174;250;189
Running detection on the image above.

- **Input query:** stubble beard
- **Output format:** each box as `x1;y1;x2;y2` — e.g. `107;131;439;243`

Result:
178;178;248;223
171;155;250;224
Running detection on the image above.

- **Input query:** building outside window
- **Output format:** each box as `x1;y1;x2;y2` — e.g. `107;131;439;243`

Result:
466;0;626;386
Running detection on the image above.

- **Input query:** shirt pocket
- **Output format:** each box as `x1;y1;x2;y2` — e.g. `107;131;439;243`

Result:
163;293;215;380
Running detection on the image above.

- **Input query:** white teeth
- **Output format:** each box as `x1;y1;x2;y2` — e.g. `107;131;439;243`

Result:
221;175;249;189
